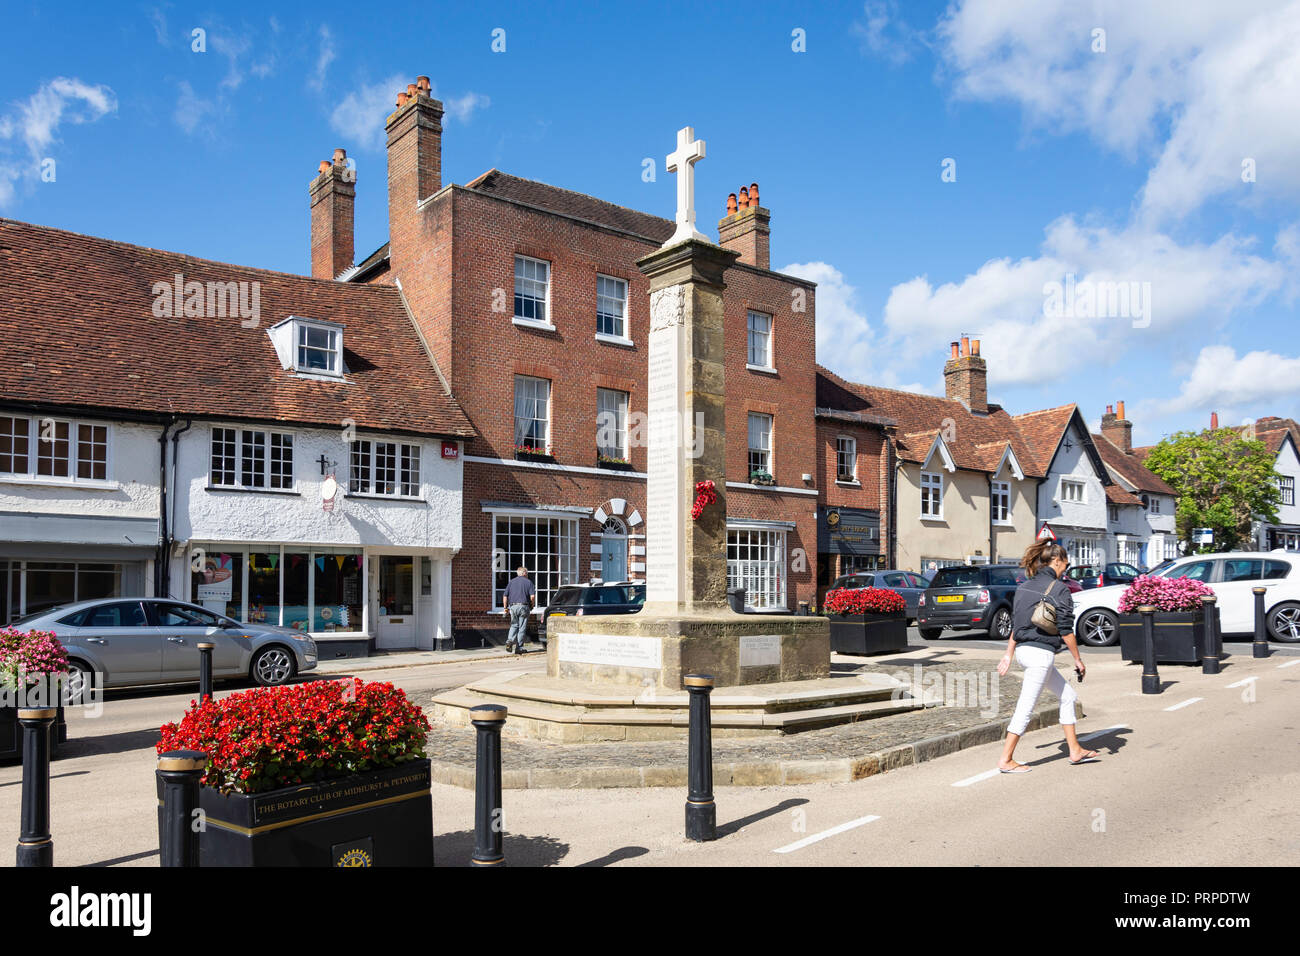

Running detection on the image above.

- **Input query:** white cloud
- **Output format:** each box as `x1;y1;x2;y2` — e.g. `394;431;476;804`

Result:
174;81;218;135
877;217;1285;388
937;0;1300;220
330;76;490;151
0;77;116;208
1152;345;1300;417
308;26;336;91
149;6;170;46
852;1;927;66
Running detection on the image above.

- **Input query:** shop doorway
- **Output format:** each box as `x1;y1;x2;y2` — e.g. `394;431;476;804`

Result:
376;556;415;649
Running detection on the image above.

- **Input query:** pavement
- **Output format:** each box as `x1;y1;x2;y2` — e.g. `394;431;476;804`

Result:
0;630;1295;866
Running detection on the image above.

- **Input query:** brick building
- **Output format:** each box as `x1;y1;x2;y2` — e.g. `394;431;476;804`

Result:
321;78;821;644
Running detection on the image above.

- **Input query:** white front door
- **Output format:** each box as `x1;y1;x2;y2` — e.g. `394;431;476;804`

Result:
376;555;416;649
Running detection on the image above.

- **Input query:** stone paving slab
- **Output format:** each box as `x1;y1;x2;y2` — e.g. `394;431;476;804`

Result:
423;659;1078;789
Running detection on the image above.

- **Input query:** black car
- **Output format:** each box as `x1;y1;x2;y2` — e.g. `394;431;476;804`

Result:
539;582;646;644
917;564;1027;640
1069;562;1145;590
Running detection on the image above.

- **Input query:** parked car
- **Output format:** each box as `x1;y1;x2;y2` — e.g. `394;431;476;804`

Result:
828;569;931;623
13;597;318;701
1072;551;1300;646
917;564;1027;640
539;582;646;645
1070;562;1145;590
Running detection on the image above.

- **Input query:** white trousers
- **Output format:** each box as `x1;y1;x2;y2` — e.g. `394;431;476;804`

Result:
1008;644;1078;736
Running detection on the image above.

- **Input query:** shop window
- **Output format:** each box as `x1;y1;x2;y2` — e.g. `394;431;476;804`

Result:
727;527;787;611
492;514;579;610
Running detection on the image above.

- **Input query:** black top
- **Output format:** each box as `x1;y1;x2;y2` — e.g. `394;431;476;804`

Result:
1012;567;1075;652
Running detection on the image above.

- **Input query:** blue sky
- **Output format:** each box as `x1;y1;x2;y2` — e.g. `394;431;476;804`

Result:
2;1;1298;445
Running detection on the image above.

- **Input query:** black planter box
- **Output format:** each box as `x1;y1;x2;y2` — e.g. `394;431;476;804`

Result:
515;450;554;464
596;458;635;472
1118;611;1205;664
0;704;69;761
168;759;433;866
829;613;908;655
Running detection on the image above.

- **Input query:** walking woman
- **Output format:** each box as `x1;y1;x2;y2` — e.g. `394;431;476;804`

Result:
996;540;1098;772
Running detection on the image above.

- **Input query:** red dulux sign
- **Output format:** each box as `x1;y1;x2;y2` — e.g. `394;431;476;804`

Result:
441;441;459;459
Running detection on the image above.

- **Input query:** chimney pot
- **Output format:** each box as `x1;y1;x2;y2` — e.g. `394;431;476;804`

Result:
1117;400;1126;420
971;338;980;356
949;341;959;359
750;182;759;206
416;75;431;92
726;193;737;215
960;335;970;357
1211;411;1220;429
318;160;331;175
407;83;418;98
396;91;409;107
738;186;749;208
1106;404;1113;415
332;147;346;165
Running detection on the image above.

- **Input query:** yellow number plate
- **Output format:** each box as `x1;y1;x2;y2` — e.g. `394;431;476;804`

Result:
936;595;964;603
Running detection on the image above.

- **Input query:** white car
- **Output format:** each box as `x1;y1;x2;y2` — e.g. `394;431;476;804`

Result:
1072;550;1300;646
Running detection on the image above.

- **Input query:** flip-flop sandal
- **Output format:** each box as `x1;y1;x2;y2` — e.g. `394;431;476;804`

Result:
999;765;1032;774
1069;754;1100;765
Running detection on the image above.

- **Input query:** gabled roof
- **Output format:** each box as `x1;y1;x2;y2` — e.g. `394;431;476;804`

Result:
1225;416;1300;458
465;169;676;243
1012;403;1113;487
0;218;474;439
1092;433;1175;496
815;365;1044;477
1105;484;1143;506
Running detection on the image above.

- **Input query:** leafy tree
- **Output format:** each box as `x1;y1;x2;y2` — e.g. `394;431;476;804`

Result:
1143;428;1281;552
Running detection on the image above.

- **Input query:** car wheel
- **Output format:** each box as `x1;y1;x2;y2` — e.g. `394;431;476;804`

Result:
919;627;943;640
251;646;297;687
990;607;1013;640
1077;609;1119;647
1266;602;1300;642
62;659;99;706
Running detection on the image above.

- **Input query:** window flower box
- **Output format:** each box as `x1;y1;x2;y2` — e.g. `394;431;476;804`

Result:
156;679;433;866
597;452;634;471
749;470;776;487
1116;576;1212;664
824;588;908;656
0;627;70;760
514;445;554;463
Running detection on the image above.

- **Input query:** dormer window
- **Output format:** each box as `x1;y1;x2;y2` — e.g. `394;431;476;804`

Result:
298;323;340;374
267;316;345;378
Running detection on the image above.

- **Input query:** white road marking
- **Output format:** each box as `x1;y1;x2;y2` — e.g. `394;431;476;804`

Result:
773;815;880;854
1163;697;1204;712
1276;659;1299;669
1080;725;1130;742
952;769;1001;788
1226;677;1259;688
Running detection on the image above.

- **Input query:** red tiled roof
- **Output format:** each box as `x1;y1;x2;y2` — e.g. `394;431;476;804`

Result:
1010;405;1077;474
465;169;675;243
816;366;1044;477
1105;483;1143;506
1093;433;1175;496
0;218;474;438
1224;416;1300;457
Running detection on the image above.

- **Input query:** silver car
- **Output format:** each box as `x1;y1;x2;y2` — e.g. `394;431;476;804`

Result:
14;597;318;699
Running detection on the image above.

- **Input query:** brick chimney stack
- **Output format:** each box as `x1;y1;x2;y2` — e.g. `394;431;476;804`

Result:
385;75;443;271
943;337;988;414
1101;400;1133;453
309;147;355;279
718;182;770;270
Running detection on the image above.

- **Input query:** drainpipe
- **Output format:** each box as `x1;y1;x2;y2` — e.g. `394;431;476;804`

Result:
167;420;193;599
988;475;996;564
156;421;174;597
886;433;898;568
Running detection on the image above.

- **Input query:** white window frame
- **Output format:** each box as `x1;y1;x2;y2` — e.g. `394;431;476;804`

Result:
727;527;787;611
348;439;422;498
294;319;343;377
0;415;113;485
596;388;629;461
747;412;773;477
595;274;629;342
1278;476;1294;506
513;255;553;330
490;513;580;611
514;375;552;455
1108;504;1119;524
835;436;857;483
1061;479;1085;504
746;310;774;372
920;471;944;519
991;480;1012;524
209;426;295;491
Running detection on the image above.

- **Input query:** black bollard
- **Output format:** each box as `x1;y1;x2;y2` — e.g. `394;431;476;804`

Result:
156;750;207;867
1139;605;1160;695
15;708;55;867
1252;587;1270;659
197;642;214;702
684;674;717;842
1200;595;1222;675
470;704;506;866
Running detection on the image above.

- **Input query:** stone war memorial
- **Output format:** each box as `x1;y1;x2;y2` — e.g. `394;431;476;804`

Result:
432;128;925;742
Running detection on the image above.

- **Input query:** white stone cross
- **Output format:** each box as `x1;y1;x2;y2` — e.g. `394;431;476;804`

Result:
665;126;707;246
